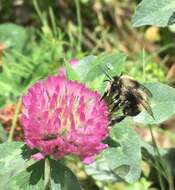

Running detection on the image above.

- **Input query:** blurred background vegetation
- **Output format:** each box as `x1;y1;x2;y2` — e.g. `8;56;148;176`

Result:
0;0;175;190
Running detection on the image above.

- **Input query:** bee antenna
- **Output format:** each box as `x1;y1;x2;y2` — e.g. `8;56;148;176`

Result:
103;79;110;82
104;64;111;71
99;65;112;80
105;72;112;80
120;72;124;76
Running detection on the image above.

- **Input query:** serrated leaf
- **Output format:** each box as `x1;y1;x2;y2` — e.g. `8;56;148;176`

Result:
11;160;45;190
85;120;141;183
134;82;175;124
132;0;175;27
0;142;36;187
50;160;82;190
0;142;24;166
0;23;27;51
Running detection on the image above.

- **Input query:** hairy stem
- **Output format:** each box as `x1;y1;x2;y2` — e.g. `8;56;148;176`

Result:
149;126;174;190
8;97;22;142
44;158;50;190
75;0;82;51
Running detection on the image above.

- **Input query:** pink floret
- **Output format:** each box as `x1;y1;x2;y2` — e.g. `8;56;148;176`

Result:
21;75;109;164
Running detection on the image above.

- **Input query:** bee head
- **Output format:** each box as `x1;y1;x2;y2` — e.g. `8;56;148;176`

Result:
100;66;122;100
109;79;119;94
102;75;120;99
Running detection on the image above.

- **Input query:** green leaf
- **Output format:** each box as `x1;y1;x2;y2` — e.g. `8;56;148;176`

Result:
65;61;80;81
0;123;7;142
0;142;24;178
50;160;82;190
140;140;155;156
0;142;43;190
84;52;126;81
134;82;175;124
11;160;45;190
0;74;18;95
76;53;126;81
0;142;37;187
0;96;6;108
75;55;96;80
132;0;175;27
0;23;28;51
85;120;141;183
75;53;126;91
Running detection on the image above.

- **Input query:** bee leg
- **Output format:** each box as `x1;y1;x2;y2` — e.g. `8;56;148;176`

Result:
100;91;108;101
109;115;126;126
109;94;119;105
113;93;120;100
110;99;122;112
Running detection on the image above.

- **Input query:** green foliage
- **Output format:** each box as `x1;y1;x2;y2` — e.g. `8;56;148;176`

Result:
0;142;37;188
82;52;126;82
66;52;126;93
126;51;166;83
144;62;166;82
0;141;81;190
0;23;65;105
0;142;24;178
134;82;175;124
1;1;175;189
50;160;81;190
74;52;126;81
124;178;153;190
65;60;80;81
0;23;28;52
11;160;45;190
74;55;96;82
132;0;175;27
85;119;141;183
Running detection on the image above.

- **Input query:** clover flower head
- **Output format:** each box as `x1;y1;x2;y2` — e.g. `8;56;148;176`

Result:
21;75;109;164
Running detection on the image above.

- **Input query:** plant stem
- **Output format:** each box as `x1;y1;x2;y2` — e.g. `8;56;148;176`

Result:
142;48;146;82
168;166;174;190
8;97;22;142
44;158;50;190
49;7;57;37
75;0;82;51
149;126;174;190
33;0;44;24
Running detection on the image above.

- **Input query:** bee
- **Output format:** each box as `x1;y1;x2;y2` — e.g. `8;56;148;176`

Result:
101;73;154;126
42;133;58;141
41;129;68;141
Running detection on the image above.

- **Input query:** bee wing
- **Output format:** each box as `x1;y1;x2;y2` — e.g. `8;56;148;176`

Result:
140;99;154;119
132;89;154;119
139;84;152;97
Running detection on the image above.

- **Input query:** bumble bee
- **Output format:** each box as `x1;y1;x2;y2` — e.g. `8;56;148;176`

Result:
42;133;58;141
101;74;154;125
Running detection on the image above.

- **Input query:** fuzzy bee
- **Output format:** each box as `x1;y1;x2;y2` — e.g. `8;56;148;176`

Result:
101;73;154;126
